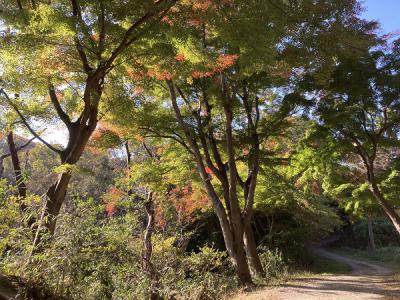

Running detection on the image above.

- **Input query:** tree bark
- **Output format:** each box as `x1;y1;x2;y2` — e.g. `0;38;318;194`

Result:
44;127;94;234
167;80;253;286
7;131;27;199
142;192;160;300
367;215;376;251
43;76;100;233
229;235;253;286
0;157;4;179
45;173;72;234
244;222;265;277
359;154;400;237
369;182;400;235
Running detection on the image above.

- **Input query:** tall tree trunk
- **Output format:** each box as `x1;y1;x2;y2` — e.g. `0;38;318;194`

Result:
229;233;253;286
7;131;27;199
208;194;253;286
142;192;160;300
167;80;253;286
45;173;72;234
370;182;400;235
0;157;5;179
367;215;376;251
244;223;265;277
43;100;98;233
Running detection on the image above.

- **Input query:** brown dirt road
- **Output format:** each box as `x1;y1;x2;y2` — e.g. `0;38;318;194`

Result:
233;248;400;300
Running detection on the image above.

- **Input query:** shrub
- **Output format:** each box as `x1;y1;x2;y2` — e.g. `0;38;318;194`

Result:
259;248;287;279
0;195;238;299
361;246;400;265
353;219;400;248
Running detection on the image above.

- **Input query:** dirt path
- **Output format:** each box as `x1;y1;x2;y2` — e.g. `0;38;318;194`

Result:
233;248;400;300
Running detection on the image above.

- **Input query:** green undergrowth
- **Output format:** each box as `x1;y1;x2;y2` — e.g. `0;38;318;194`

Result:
306;254;352;275
331;246;400;272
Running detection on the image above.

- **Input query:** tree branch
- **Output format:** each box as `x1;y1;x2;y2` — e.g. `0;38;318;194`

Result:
0;136;35;160
98;0;106;59
139;127;194;156
71;0;93;73
48;84;72;128
104;0;177;70
167;80;227;215
0;89;62;154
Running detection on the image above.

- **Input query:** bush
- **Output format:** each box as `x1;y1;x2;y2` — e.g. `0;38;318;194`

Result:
353;219;400;248
360;246;400;265
0;195;237;299
259;248;287;279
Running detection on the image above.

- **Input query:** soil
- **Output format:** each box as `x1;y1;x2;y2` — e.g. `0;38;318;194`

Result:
233;248;400;300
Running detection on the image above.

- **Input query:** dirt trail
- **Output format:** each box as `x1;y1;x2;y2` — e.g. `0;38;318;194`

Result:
233;248;400;300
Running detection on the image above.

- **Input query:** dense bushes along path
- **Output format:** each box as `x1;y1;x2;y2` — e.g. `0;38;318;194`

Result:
234;248;399;300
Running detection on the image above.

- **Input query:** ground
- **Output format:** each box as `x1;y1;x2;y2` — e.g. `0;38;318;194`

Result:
233;248;400;300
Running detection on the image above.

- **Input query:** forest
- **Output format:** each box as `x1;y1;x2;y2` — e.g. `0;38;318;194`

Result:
0;0;399;299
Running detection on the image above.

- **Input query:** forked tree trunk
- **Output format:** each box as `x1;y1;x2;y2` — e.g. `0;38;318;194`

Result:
167;80;254;286
367;216;376;251
204;190;253;286
42;77;101;234
217;220;252;286
230;235;253;286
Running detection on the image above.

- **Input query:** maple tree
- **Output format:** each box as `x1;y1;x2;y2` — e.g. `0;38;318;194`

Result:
305;38;400;235
108;0;380;285
0;0;178;233
0;0;399;294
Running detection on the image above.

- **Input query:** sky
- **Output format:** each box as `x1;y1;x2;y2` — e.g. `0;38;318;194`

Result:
361;0;400;34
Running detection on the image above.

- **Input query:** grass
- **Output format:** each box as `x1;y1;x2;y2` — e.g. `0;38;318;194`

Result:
307;254;352;275
331;246;400;272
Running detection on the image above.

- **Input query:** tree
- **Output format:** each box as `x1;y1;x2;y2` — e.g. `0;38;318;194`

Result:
114;0;373;285
310;39;400;235
0;0;178;233
0;133;34;198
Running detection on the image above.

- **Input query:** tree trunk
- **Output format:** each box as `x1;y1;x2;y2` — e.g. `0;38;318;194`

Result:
7;132;27;199
367;215;376;251
230;237;253;286
167;81;253;286
43;111;97;233
212;200;253;286
0;157;5;179
370;182;400;235
142;192;160;300
45;172;72;234
244;223;265;277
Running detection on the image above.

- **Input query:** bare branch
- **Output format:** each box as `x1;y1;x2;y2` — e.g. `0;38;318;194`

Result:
71;0;93;73
98;0;106;58
0;136;35;160
0;89;62;154
139;126;194;155
48;84;72;128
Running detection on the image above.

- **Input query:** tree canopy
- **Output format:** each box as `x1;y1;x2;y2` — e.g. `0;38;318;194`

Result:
0;0;399;298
